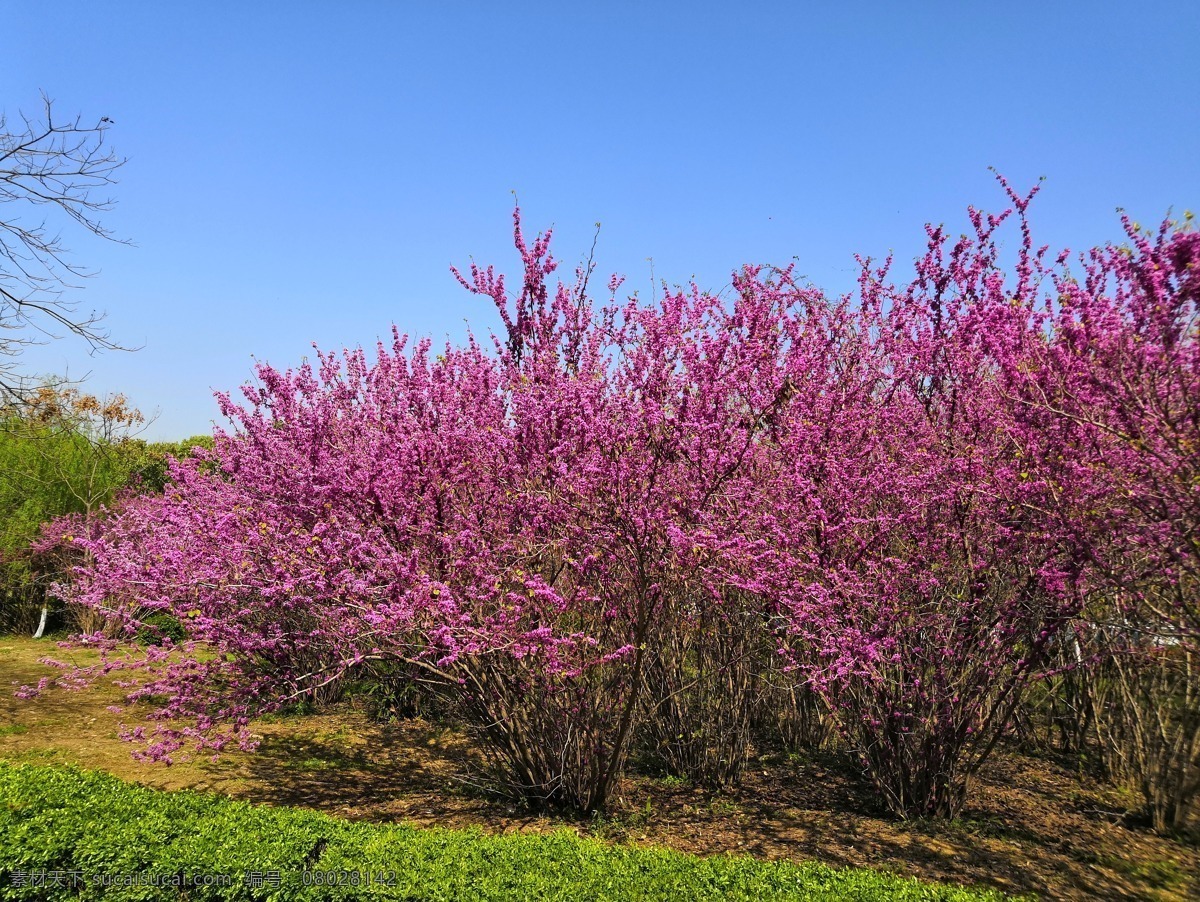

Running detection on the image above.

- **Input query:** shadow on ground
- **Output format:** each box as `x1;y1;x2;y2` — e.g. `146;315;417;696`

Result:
3;638;1197;901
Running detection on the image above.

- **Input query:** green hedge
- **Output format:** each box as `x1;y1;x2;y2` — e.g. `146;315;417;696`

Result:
0;762;1006;901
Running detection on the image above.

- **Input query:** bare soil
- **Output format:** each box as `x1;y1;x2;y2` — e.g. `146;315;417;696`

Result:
2;638;1196;900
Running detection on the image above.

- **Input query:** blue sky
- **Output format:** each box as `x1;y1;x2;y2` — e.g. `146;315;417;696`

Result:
4;1;1197;440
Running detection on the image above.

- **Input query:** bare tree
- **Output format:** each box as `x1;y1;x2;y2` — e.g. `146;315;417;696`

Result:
0;93;130;403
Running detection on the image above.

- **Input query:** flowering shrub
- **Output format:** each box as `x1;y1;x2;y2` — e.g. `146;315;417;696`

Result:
744;181;1092;816
1009;212;1200;832
38;184;1199;825
51;213;807;810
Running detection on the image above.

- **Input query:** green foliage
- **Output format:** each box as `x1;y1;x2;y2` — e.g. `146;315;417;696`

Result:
347;662;439;723
129;435;214;493
0;762;1008;901
0;414;113;631
0;384;211;633
134;611;188;646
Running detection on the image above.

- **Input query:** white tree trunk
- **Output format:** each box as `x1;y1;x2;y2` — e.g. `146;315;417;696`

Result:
32;604;48;639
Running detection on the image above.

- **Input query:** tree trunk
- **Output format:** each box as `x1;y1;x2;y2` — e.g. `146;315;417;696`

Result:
32;603;47;639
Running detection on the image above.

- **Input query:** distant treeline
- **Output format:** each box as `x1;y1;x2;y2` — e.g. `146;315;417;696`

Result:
0;383;212;635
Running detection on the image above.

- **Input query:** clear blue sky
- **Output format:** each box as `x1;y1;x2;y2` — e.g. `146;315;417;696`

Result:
4;1;1197;440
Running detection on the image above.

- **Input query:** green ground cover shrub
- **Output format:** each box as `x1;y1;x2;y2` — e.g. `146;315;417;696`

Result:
0;762;1007;901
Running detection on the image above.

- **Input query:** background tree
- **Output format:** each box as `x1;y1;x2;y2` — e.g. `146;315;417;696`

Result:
0;384;164;636
1;93;128;403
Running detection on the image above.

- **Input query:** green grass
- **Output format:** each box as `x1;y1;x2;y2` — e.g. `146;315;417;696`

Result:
1080;852;1188;891
0;761;1009;901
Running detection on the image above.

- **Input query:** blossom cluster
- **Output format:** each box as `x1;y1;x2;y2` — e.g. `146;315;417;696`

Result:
44;183;1199;816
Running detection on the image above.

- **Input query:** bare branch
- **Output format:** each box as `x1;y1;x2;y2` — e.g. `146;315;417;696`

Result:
0;93;133;404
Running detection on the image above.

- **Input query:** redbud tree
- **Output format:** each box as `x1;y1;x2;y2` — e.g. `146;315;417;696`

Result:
727;180;1091;818
40;184;1195;824
1007;212;1200;832
54;212;806;811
